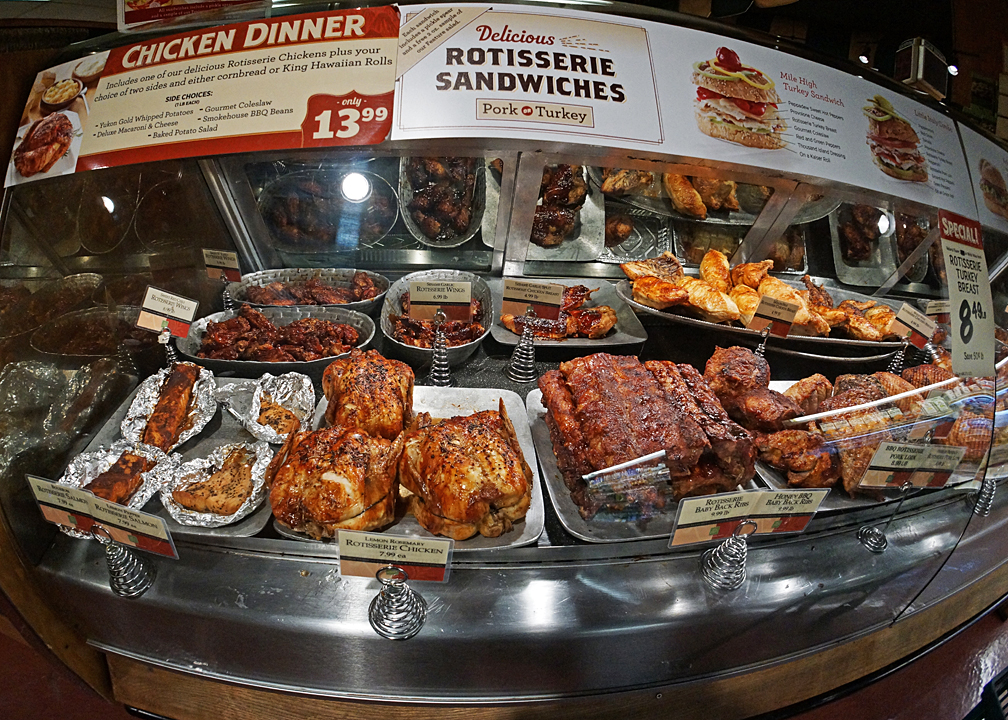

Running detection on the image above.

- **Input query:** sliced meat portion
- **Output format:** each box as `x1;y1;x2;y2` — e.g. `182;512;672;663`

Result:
783;374;833;415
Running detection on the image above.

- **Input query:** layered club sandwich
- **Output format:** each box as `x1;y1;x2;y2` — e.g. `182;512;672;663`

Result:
980;159;1008;220
692;47;787;150
863;95;927;183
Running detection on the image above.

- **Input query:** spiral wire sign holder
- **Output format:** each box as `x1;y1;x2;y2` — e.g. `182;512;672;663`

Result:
368;565;427;640
858;480;914;553
222;283;235;313
158;323;178;368
428;310;451;387
887;339;909;375
969;477;996;517
754;326;771;358
701;519;757;591
507;307;538;383
92;526;156;598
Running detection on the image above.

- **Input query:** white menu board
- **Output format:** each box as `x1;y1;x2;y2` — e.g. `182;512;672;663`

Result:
392;3;977;217
958;123;1008;233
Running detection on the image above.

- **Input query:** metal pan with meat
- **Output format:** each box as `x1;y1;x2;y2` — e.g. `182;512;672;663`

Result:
227;268;388;315
399;157;485;249
616;250;909;352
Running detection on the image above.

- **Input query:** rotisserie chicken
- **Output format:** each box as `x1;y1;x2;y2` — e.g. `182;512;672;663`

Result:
322;349;413;439
14;113;73;177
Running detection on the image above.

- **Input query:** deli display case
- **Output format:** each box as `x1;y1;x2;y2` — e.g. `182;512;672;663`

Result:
1;3;1008;719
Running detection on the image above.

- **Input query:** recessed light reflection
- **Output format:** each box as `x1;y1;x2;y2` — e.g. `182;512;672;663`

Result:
877;214;891;235
341;172;371;203
101;196;115;214
858;55;870;64
948;65;959;76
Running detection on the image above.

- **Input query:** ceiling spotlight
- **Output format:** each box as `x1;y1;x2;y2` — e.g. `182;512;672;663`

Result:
947;64;959;76
858;54;870;64
341;172;371;203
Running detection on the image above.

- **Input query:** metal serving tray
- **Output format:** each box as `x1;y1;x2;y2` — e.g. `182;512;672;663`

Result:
227;268;389;316
487;277;647;351
615;279;905;353
829;204;898;288
281;387;544;550
526;166;605;263
482;159;502;250
399;157;486;249
527;389;759;543
176;306;375;380
82;377;273;538
597;203;673;264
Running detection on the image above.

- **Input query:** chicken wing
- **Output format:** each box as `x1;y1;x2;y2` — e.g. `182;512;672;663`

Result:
662;173;706;219
690;177;740;212
700;249;732;293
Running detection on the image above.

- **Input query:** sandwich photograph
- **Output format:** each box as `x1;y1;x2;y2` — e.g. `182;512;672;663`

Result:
692;46;788;150
863;94;928;183
979;158;1008;220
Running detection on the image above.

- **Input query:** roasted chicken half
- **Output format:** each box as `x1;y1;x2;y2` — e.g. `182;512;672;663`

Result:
399;399;532;540
322;348;414;439
268;424;404;539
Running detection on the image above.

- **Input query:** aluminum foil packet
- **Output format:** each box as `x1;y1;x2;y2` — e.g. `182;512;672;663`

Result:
121;363;217;451
217;372;314;444
57;439;175;539
153;441;273;527
0;361;67;413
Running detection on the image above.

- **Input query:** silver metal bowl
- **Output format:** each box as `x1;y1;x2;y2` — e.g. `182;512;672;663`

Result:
176;306;375;382
227;268;389;315
380;270;492;367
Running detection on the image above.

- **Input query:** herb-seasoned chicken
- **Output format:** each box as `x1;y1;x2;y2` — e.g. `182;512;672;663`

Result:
322;349;413;439
399;399;532;540
268;425;403;539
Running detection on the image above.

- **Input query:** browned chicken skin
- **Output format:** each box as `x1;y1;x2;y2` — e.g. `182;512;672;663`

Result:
399;400;532;540
244;272;377;306
322;349;414;439
406;156;477;242
783;374;833;415
199;305;359;362
14;113;73;177
500;285;616;341
605;214;635;246
269;426;403;539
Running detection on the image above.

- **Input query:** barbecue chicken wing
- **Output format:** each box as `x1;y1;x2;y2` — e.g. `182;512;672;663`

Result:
399;399;532;540
531;205;577;247
543;164;588;207
322;349;413;439
269;425;403;538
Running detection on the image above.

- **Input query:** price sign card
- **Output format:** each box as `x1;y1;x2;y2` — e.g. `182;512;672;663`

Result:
925;299;951;322
890;303;938;349
746;295;799;337
202;249;241;282
859;441;968;489
27;475;95;534
28;475;178;558
668;489;828;547
408;280;472;322
338;530;453;582
939;211;995;377
137;286;199;337
501;279;564;321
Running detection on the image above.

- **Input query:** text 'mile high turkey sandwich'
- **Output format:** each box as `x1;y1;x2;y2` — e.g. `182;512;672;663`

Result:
692;46;787;150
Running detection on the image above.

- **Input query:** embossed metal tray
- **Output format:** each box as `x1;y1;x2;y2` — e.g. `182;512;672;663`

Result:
487;277;646;350
82;377;273;537
227;268;389;315
399;157;486;249
598;203;673;264
288;386;544;550
615;279;904;353
528;389;758;543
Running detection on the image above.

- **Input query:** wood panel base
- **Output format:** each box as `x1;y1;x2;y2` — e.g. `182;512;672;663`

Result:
107;561;1008;720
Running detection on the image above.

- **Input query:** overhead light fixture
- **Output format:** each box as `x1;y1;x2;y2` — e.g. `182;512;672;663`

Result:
340;172;371;203
947;64;959;76
858;54;870;64
877;214;891;236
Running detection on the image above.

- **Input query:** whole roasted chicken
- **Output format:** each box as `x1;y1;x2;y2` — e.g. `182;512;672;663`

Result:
268;422;404;539
14;113;73;177
322;349;413;439
399;399;532;540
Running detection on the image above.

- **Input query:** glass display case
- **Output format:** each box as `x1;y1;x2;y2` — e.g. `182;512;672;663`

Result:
0;3;1005;717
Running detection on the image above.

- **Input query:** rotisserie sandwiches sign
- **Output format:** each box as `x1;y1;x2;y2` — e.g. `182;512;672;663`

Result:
6;7;399;187
392;5;663;144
